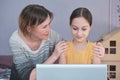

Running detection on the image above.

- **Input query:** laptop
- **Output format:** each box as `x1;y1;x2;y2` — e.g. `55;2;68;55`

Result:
36;64;107;80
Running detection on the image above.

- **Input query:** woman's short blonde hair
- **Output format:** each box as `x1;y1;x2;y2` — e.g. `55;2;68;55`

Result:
19;4;53;36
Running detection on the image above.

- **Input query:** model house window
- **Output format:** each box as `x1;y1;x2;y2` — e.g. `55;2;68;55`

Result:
105;48;108;54
110;41;116;47
107;65;110;71
110;48;116;54
110;72;116;78
108;65;116;79
110;65;116;71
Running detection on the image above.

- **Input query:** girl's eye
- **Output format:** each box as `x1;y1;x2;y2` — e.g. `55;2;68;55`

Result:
82;28;87;31
81;26;87;30
73;27;78;30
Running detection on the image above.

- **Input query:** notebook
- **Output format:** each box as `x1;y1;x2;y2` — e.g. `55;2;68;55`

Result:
36;64;107;80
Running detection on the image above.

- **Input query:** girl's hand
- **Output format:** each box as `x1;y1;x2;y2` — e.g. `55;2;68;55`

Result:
93;42;105;58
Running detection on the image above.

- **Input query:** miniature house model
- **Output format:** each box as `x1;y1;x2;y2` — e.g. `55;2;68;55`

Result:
101;28;120;80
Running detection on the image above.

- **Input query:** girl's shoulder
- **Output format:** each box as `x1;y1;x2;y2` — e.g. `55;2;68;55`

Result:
88;41;96;47
66;40;73;44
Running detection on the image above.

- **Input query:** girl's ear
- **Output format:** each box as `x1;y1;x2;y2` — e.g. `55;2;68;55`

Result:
90;25;92;30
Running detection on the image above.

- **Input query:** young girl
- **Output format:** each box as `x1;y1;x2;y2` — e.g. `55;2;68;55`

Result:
59;7;105;64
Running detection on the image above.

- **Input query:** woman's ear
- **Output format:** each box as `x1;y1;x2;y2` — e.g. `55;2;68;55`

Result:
27;26;32;33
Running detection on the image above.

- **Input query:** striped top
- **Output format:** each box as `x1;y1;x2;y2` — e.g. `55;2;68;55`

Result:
9;29;62;80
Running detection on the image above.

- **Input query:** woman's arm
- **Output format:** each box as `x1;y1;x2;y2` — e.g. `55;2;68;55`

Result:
9;38;35;80
44;41;67;64
29;41;68;80
93;55;101;64
29;68;36;80
59;53;66;64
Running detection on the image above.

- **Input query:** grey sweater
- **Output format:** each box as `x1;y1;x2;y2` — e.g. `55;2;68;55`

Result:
9;29;62;80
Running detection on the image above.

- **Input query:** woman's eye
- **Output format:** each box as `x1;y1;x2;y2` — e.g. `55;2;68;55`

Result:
43;25;47;28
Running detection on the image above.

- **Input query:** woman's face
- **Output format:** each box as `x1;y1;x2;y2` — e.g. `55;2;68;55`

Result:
30;16;51;41
70;17;91;43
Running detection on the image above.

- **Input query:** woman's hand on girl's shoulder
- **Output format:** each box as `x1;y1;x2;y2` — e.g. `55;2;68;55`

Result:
93;42;105;58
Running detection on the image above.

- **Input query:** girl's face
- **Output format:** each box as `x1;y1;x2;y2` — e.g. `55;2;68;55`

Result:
70;17;91;43
29;16;51;41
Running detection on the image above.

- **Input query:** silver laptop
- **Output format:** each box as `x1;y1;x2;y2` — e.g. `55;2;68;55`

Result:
36;64;107;80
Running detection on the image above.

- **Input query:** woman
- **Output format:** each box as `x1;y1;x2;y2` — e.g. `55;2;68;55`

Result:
59;7;105;64
9;4;67;80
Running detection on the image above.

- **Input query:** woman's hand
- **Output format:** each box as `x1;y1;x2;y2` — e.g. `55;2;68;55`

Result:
44;41;68;64
59;52;66;64
53;41;68;58
93;42;105;58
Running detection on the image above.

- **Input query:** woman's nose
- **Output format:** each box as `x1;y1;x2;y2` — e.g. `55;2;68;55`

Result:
47;25;51;32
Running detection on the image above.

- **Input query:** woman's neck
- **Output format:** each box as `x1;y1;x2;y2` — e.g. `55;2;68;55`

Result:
18;29;42;51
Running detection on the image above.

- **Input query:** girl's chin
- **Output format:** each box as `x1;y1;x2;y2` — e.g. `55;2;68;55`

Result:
74;39;84;43
77;41;83;43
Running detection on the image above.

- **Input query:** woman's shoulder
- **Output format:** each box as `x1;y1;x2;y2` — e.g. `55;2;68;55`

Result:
9;30;22;45
48;29;62;42
9;30;19;41
49;29;60;37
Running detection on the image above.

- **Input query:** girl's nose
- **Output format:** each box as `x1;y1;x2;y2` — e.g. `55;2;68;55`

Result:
77;30;82;35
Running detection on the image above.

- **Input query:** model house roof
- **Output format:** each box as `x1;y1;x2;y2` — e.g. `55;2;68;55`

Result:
102;27;120;41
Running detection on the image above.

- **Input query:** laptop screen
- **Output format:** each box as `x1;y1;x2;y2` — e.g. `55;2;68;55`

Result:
36;64;107;80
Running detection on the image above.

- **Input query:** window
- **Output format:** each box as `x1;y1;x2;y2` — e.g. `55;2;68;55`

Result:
110;72;116;78
110;65;116;71
105;48;109;54
110;41;116;47
107;65;117;79
110;48;116;54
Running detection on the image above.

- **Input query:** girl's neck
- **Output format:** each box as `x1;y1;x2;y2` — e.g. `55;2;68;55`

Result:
73;40;88;45
72;40;88;51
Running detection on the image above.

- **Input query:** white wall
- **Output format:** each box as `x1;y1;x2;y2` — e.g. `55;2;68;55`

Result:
0;0;109;55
